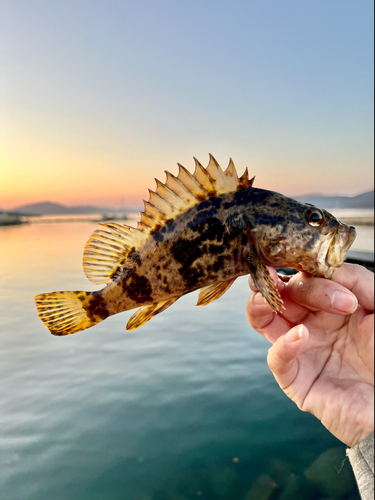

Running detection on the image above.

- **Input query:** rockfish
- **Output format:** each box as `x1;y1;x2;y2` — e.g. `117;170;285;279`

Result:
35;155;356;335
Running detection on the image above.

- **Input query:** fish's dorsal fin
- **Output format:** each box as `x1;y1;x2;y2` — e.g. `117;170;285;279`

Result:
126;297;178;330
193;157;216;196
83;223;148;284
196;278;237;306
83;156;252;284
206;154;227;193
140;155;251;233
238;168;250;189
223;159;240;192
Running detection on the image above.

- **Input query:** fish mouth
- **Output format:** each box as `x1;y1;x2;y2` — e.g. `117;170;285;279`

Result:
321;224;356;278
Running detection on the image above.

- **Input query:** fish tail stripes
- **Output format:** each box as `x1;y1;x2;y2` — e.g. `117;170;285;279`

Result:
35;291;102;336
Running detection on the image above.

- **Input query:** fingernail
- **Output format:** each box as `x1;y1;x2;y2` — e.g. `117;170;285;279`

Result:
253;292;267;305
331;291;358;313
285;324;304;343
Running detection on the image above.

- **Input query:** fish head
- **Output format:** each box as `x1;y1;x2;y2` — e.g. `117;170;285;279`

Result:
251;193;356;278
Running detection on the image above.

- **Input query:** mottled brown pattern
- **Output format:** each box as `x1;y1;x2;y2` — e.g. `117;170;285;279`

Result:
97;186;355;319
85;292;110;321
35;157;356;335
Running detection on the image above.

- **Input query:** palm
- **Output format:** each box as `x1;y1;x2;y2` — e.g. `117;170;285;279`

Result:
285;306;374;447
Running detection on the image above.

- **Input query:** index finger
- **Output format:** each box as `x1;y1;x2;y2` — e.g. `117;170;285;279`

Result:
331;263;374;312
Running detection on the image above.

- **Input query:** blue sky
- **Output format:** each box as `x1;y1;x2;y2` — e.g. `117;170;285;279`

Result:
1;0;373;208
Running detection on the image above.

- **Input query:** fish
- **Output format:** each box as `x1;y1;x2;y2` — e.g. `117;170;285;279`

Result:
35;155;356;335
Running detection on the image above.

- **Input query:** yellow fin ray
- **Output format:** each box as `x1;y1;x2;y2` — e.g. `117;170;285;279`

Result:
165;171;197;205
83;156;252;272
223;158;240;192
193;158;216;196
126;297;178;330
238;168;250;189
196;278;237;306
83;223;147;284
136;156;252;233
148;190;177;217
177;164;208;200
206;154;227;194
155;179;187;211
140;211;160;231
143;201;168;224
35;291;97;336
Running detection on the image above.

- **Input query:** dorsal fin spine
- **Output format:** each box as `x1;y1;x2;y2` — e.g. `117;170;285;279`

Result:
155;179;187;210
141;211;159;228
225;158;238;176
137;222;152;233
177;163;208;199
148;189;176;213
143;200;167;221
165;171;196;204
239;167;250;189
222;158;239;191
193;157;216;196
206;155;227;193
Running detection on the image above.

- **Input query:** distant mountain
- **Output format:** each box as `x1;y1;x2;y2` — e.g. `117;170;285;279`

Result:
12;201;118;215
296;190;374;209
10;190;374;216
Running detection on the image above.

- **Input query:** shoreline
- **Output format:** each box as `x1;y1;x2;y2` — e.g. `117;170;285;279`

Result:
0;216;373;227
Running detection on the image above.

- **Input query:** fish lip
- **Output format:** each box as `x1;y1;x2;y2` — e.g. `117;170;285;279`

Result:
324;224;357;275
315;232;337;278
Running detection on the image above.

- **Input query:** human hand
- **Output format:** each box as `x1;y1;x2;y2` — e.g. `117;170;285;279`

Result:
246;263;374;448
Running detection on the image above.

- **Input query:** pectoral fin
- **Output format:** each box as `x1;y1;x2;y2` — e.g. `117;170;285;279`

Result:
244;221;284;312
196;278;237;306
126;298;178;331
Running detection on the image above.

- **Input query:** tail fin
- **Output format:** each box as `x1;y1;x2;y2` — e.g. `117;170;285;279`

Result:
35;291;100;336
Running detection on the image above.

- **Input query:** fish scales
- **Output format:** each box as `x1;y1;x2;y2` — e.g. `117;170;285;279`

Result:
35;155;356;335
102;195;247;309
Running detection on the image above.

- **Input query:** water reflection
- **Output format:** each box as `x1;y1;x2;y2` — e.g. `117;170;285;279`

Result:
0;220;364;499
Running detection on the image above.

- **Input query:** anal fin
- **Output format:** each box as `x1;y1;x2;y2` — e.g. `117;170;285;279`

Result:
196;278;236;306
126;298;178;331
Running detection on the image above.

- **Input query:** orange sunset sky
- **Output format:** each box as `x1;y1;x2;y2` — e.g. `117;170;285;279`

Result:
1;1;374;210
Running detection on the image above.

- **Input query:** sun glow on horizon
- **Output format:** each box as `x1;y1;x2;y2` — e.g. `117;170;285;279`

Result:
1;134;373;210
1;151;373;212
1;1;373;211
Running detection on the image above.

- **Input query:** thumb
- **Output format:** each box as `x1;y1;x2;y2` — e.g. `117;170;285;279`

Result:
267;324;309;391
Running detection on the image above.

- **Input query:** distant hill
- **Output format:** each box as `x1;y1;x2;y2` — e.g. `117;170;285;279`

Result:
296;190;374;209
12;201;117;215
9;190;374;215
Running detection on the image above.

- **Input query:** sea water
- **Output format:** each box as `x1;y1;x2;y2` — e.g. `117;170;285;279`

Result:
1;217;370;499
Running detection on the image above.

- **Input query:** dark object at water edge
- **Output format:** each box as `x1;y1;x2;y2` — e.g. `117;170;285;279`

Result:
0;213;26;226
345;250;374;273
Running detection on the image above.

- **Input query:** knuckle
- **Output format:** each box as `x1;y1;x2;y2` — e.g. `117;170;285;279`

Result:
267;352;276;372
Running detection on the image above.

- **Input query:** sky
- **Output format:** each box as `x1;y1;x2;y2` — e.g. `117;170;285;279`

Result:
0;0;374;210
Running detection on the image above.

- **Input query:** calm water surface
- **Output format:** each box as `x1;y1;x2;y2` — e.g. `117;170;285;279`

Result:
1;218;368;500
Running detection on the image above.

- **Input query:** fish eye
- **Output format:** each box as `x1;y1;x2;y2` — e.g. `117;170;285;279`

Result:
304;209;325;228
